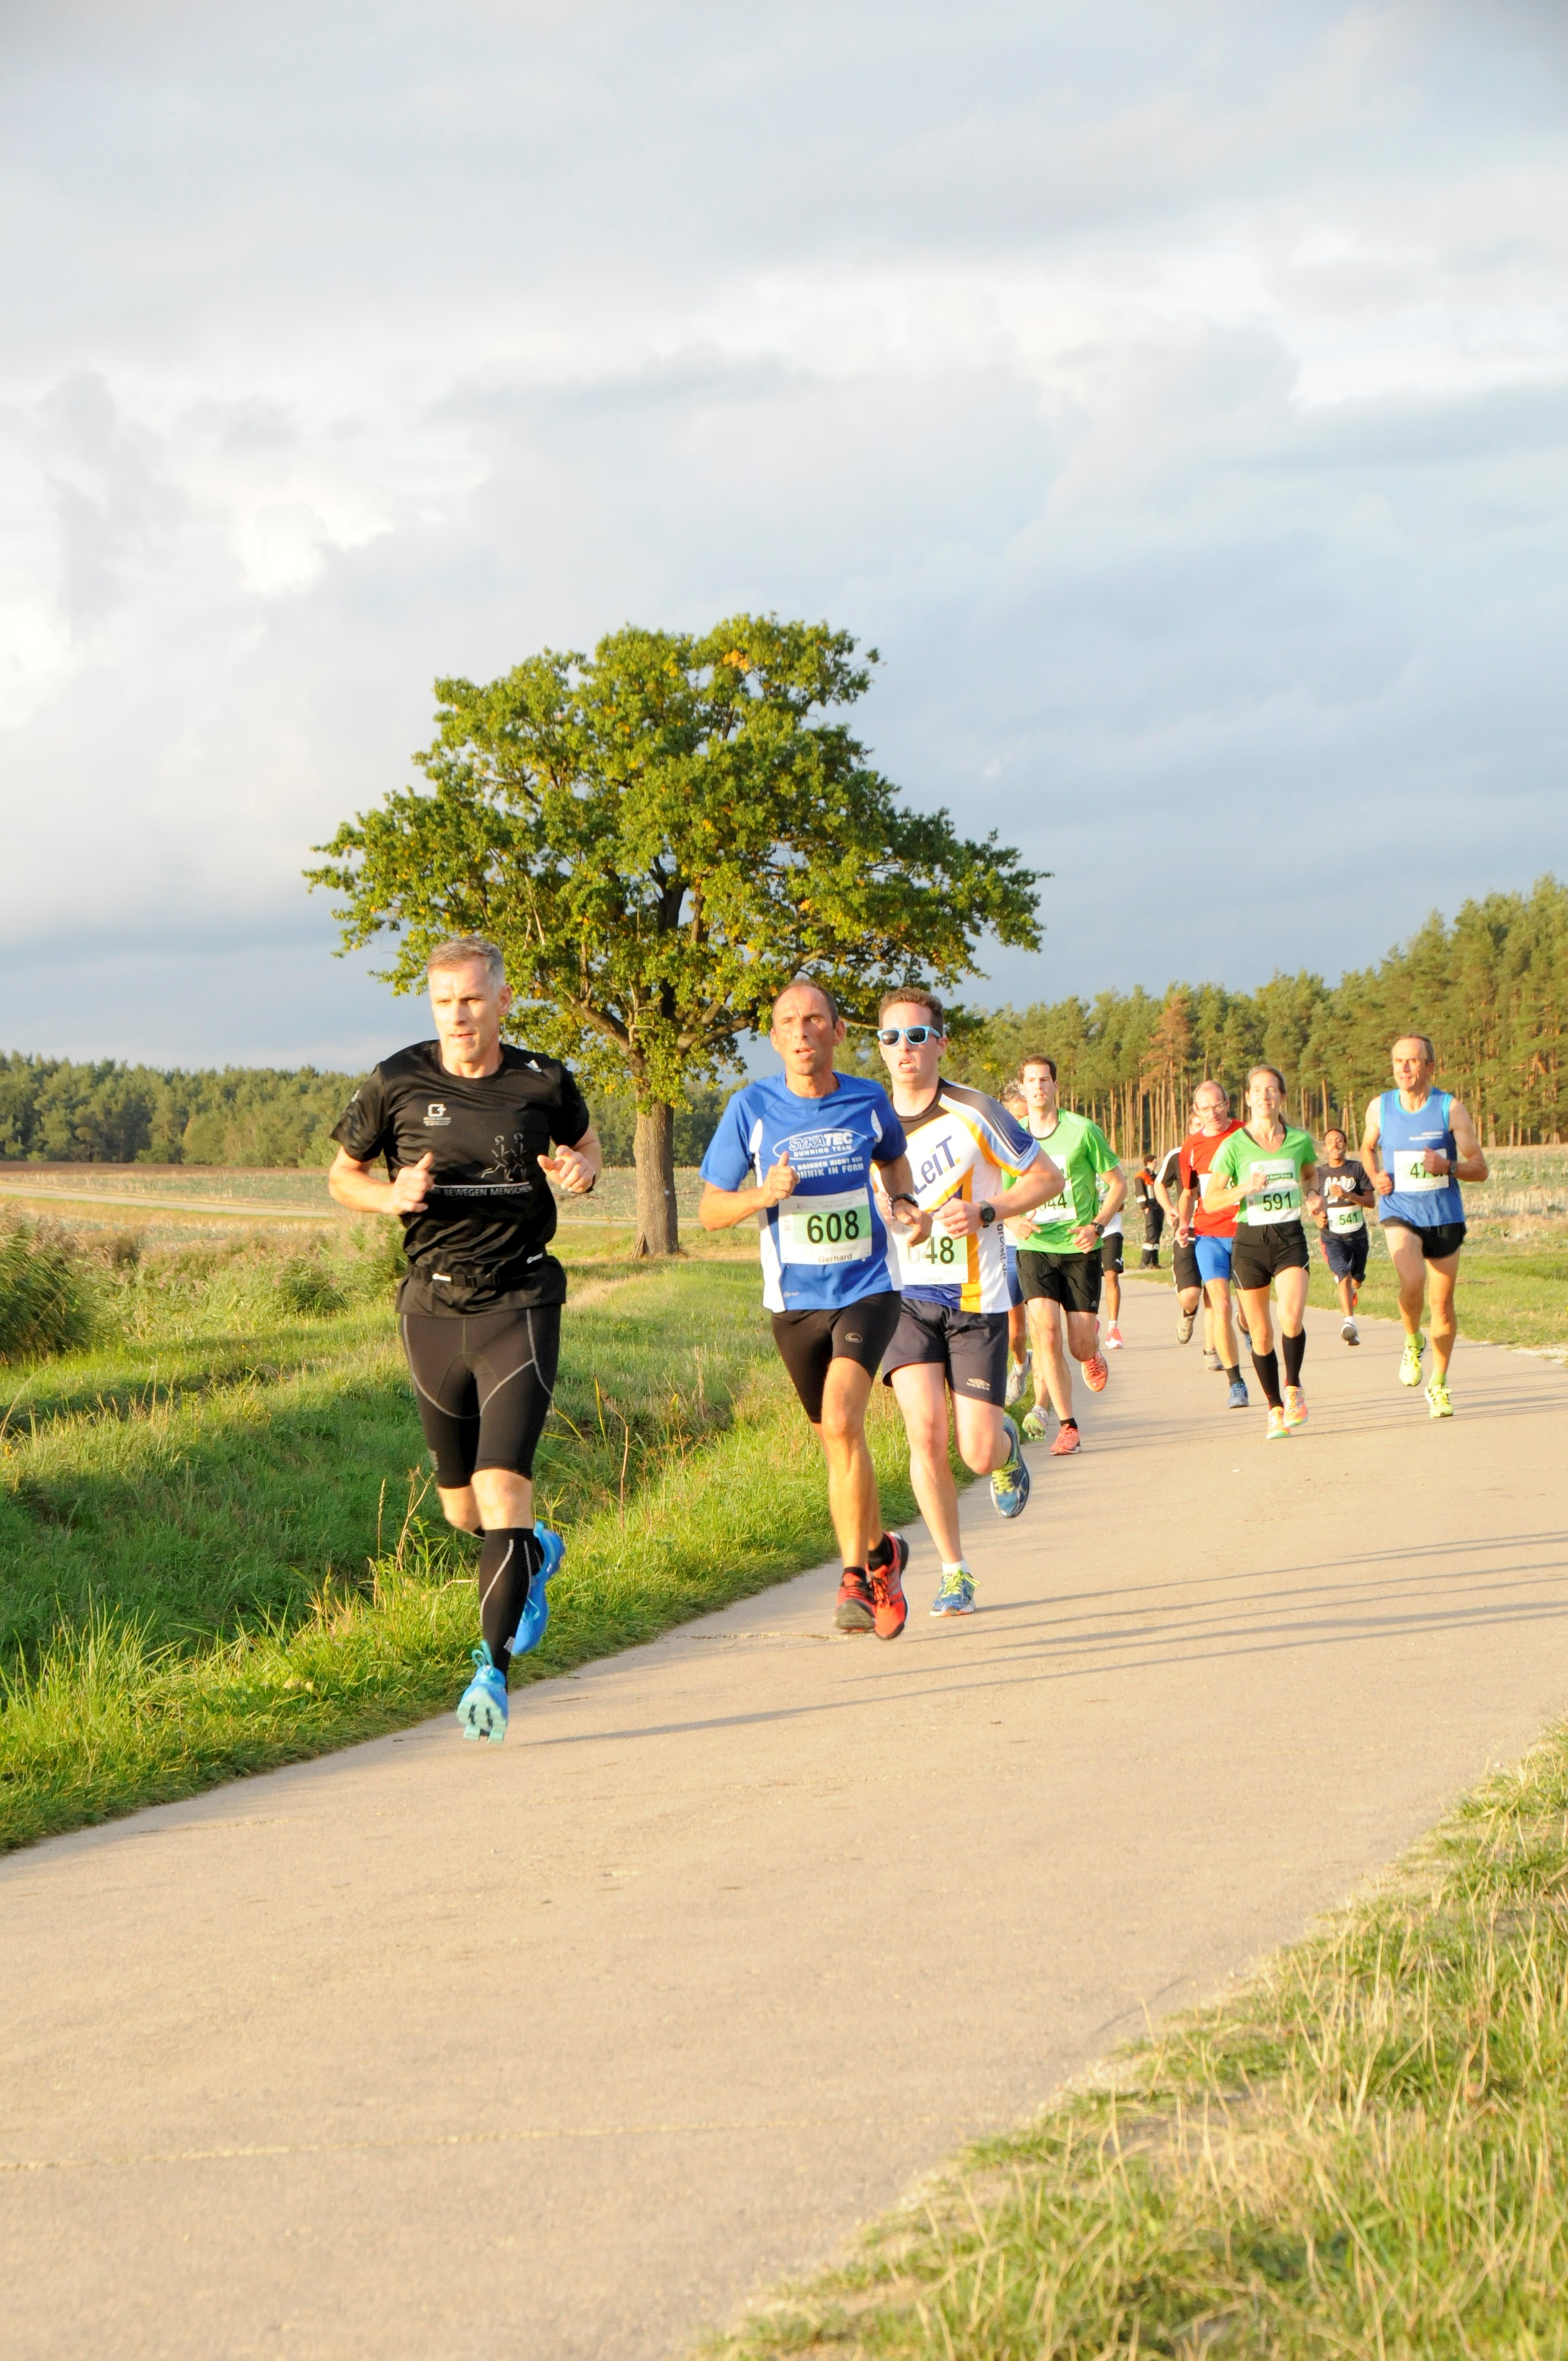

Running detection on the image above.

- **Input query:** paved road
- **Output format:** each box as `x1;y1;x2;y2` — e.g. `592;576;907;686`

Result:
5;1289;1567;2359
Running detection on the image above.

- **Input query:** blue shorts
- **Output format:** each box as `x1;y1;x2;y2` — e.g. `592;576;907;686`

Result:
1004;1242;1023;1310
1194;1235;1234;1285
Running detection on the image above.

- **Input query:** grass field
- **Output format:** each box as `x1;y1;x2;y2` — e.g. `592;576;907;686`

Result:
0;1215;923;1854
710;1717;1568;2360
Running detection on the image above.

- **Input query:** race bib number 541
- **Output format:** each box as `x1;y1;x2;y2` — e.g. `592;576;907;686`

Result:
777;1187;875;1265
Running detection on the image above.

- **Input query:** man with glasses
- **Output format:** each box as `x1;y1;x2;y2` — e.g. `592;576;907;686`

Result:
873;989;1060;1616
699;980;930;1638
1015;1056;1125;1454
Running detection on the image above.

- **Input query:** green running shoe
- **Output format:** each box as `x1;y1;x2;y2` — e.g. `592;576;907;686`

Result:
1399;1331;1426;1387
1426;1377;1453;1419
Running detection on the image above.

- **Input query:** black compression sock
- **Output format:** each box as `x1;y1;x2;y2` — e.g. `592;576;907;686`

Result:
1250;1349;1282;1409
1223;1365;1241;1385
1060;1415;1079;1429
1282;1330;1306;1389
868;1534;895;1572
478;1527;544;1677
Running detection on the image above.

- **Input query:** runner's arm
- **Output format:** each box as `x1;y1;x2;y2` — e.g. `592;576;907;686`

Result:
1299;1157;1325;1223
930;1155;1063;1236
1361;1097;1392;1194
699;1155;797;1229
328;1145;434;1216
538;1126;604;1195
1439;1099;1488;1185
872;1151;933;1243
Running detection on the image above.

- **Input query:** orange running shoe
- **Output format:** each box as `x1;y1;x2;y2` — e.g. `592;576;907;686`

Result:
1050;1421;1081;1455
834;1567;875;1633
870;1557;908;1640
1081;1352;1109;1393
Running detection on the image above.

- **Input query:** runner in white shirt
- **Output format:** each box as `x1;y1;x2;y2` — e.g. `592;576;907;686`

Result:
875;991;1061;1617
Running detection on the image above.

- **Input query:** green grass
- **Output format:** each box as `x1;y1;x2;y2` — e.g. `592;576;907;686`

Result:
708;1721;1568;2360
0;1225;923;1853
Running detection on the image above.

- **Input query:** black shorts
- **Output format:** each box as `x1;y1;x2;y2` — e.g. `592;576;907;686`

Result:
882;1298;1010;1403
1321;1224;1370;1282
1100;1232;1124;1277
771;1291;903;1424
1171;1236;1201;1293
401;1306;560;1487
1382;1219;1467;1264
1231;1223;1311;1291
1017;1248;1102;1315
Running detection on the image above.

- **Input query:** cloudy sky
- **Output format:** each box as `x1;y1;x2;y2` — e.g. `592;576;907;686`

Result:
3;0;1566;1070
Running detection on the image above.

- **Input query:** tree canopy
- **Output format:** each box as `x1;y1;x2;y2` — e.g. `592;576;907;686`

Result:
307;614;1043;1249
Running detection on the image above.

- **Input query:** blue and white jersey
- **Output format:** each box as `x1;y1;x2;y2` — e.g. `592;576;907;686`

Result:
1377;1089;1465;1229
701;1072;908;1312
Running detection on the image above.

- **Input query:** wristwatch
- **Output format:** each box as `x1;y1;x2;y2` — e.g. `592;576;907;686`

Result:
1090;1218;1105;1236
979;1201;997;1228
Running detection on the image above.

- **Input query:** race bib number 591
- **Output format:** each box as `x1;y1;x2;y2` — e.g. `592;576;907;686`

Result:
777;1187;875;1265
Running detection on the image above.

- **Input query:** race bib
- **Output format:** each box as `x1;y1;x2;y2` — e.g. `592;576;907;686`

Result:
1034;1187;1077;1228
902;1224;964;1277
1242;1157;1299;1225
1328;1204;1365;1234
1392;1148;1446;1193
777;1186;875;1265
1196;1170;1218;1202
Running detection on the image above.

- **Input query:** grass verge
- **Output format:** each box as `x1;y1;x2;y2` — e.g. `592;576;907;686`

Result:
1;1243;922;1853
709;1721;1568;2359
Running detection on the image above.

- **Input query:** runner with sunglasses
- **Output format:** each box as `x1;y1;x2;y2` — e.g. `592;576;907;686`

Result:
1203;1066;1325;1441
699;979;931;1639
1013;1055;1124;1455
873;990;1060;1616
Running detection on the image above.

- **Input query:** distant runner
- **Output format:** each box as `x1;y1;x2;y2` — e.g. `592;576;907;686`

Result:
1176;1080;1249;1409
1204;1066;1324;1440
327;936;603;1745
1098;1173;1126;1349
1133;1151;1163;1269
1000;1080;1033;1405
1311;1127;1377;1345
698;980;930;1638
1155;1129;1203;1347
1014;1056;1124;1455
875;991;1059;1616
1362;1034;1488;1417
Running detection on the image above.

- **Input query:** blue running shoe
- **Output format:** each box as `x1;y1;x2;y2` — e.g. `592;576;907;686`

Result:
1227;1378;1249;1409
509;1525;565;1658
930;1570;977;1616
457;1644;508;1744
989;1415;1030;1519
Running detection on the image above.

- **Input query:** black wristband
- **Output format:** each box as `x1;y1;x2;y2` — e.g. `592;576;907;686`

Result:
890;1192;919;1210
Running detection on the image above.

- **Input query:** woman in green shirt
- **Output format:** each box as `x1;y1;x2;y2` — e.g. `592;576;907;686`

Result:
1204;1066;1324;1441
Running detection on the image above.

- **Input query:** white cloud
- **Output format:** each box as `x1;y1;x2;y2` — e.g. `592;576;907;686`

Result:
2;0;1568;1058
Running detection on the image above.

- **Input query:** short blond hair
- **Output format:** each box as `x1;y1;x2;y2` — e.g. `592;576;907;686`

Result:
427;936;504;991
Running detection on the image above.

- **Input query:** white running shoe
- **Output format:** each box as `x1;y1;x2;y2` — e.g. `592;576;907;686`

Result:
1005;1351;1031;1407
1105;1322;1124;1349
1341;1317;1359;1345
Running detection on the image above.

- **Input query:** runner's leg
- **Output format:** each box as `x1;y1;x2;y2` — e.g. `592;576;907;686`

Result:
1384;1223;1429;1344
1028;1294;1073;1423
951;1391;1012;1477
1425;1250;1462;1378
890;1361;962;1566
813;1358;883;1572
1064;1307;1101;1368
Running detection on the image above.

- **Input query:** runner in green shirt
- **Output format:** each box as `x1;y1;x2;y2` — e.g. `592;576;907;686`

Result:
1204;1066;1324;1442
1012;1056;1125;1455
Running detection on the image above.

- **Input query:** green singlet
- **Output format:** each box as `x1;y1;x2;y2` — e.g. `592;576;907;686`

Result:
1020;1109;1120;1255
1208;1124;1317;1227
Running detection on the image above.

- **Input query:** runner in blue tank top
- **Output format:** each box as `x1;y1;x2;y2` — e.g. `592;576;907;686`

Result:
1361;1033;1488;1417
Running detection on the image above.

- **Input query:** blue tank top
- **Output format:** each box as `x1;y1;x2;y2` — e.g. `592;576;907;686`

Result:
1378;1088;1464;1229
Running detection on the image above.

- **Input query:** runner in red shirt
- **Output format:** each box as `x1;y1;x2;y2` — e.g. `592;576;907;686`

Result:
1176;1080;1249;1409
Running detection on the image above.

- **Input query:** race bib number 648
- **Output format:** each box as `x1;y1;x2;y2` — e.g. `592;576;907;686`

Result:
777;1187;875;1265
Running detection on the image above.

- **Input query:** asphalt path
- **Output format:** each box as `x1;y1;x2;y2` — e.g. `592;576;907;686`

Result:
5;1284;1568;2359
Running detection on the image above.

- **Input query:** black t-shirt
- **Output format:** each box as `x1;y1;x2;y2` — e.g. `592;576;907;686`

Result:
332;1040;591;1312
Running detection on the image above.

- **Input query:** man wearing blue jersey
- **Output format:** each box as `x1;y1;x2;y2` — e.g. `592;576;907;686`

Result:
699;980;931;1638
1362;1034;1488;1417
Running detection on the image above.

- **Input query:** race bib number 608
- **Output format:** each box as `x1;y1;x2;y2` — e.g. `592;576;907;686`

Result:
777;1187;875;1266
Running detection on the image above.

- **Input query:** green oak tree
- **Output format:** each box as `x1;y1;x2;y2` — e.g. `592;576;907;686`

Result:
307;615;1043;1254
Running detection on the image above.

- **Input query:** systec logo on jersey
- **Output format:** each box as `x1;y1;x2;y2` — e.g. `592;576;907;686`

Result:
423;1103;453;1127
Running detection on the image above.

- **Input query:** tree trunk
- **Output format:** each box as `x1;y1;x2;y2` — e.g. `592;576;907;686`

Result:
632;1103;680;1258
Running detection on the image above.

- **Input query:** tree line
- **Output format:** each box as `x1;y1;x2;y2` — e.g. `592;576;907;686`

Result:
932;876;1568;1155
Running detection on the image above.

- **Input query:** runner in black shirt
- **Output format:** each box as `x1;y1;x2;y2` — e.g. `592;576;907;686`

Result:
329;936;602;1744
